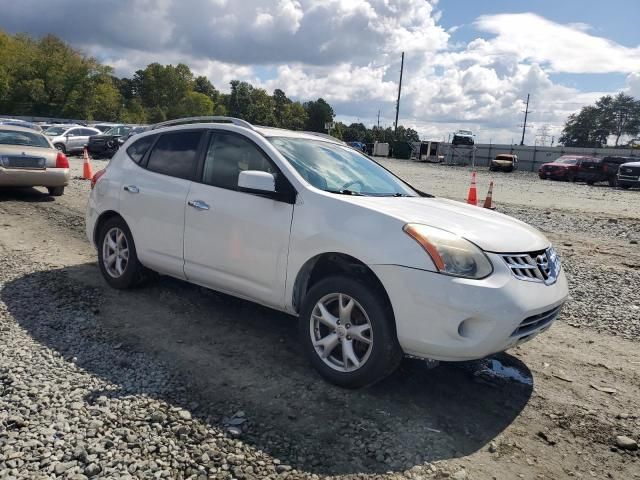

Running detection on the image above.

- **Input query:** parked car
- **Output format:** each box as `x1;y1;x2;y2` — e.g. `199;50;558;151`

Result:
538;155;597;181
616;161;640;189
452;130;474;146
347;141;366;152
587;156;638;187
86;116;568;388
0;125;69;196
490;154;518;172
45;126;101;154
88;125;134;158
0;119;43;132
90;123;119;133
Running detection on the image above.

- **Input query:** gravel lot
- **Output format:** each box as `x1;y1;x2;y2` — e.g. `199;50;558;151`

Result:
0;157;639;479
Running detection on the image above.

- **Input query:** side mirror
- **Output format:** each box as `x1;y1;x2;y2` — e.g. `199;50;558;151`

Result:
238;170;276;193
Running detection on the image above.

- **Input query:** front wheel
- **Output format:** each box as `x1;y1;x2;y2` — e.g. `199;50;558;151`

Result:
299;276;403;388
97;216;147;289
54;143;66;154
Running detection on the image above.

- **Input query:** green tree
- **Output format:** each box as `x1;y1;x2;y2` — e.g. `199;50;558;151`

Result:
175;91;214;117
597;93;640;147
273;88;290;127
559;106;609;148
303;98;334;132
281;101;307;130
194;75;218;103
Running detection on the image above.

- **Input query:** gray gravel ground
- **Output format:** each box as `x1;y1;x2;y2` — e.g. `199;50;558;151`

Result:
0;157;638;479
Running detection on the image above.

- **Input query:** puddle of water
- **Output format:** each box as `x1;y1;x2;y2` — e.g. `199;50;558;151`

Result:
485;359;533;386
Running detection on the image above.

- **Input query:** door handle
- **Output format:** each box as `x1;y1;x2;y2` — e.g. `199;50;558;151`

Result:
123;185;139;193
187;200;210;210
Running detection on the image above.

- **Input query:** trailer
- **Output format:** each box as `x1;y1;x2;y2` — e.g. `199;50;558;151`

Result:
411;141;443;163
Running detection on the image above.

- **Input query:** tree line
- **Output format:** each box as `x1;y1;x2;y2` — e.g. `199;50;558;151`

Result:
559;93;640;148
0;30;420;143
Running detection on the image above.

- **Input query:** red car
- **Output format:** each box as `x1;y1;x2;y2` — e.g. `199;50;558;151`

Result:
538;155;598;182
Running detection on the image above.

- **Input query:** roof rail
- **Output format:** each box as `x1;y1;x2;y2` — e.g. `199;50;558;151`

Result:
301;131;346;145
150;116;255;131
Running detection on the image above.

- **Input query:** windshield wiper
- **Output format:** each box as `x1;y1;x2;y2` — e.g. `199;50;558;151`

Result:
326;189;365;196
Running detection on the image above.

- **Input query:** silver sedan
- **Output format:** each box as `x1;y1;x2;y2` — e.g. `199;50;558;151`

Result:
0;125;70;196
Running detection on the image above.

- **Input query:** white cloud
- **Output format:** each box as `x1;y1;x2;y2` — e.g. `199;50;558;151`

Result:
471;13;640;74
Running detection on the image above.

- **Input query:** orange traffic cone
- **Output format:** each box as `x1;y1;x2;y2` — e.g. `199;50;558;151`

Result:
483;180;495;209
83;147;94;180
466;171;478;206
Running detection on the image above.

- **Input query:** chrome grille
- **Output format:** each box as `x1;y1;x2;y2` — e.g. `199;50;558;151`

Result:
512;305;562;337
502;247;560;285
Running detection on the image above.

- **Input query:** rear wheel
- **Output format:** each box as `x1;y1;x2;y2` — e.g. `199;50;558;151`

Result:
299;276;403;388
54;143;66;154
608;178;617;187
97;216;147;289
47;186;64;197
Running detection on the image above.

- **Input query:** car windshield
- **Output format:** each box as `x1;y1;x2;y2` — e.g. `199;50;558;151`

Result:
44;126;67;136
458;130;473;135
269;137;418;197
0;130;50;148
555;158;578;165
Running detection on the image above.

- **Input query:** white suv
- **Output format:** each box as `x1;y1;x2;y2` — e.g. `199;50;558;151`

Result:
86;117;568;388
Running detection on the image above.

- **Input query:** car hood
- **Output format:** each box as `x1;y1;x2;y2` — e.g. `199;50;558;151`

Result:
342;196;549;253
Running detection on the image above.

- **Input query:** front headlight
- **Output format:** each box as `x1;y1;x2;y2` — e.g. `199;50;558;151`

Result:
403;224;493;279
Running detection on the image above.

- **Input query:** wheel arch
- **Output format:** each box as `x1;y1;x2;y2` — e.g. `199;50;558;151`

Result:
291;252;394;321
93;210;125;246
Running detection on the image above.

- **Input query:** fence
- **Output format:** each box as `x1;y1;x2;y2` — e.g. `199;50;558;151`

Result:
441;143;640;171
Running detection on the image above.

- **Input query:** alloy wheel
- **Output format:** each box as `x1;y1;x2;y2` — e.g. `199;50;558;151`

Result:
102;227;129;278
310;293;373;372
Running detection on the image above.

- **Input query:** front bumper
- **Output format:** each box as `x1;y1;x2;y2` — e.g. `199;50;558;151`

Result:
370;253;569;361
0;167;69;187
617;175;640;188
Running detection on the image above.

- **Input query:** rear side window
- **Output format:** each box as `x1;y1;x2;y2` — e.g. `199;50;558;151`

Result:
146;131;202;180
126;135;156;164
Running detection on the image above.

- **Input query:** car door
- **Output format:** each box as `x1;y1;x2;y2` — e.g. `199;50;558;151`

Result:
183;131;295;309
78;128;99;150
65;128;84;151
118;130;205;278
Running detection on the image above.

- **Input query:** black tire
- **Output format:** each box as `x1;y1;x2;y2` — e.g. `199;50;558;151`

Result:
586;180;594;186
47;186;64;196
539;174;546;180
621;184;631;190
54;143;66;154
489;165;495;172
97;216;147;289
608;178;617;187
299;275;403;388
566;173;576;182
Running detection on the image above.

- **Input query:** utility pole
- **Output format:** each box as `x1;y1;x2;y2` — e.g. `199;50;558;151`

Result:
377;110;380;129
394;52;404;137
520;93;530;145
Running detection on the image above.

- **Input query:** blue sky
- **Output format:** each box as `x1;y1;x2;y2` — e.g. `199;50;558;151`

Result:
1;0;639;143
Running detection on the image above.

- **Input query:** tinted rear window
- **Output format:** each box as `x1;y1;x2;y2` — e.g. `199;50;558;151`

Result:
145;131;202;179
126;135;156;164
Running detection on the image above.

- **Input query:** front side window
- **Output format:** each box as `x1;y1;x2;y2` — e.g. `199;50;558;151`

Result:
269;137;417;197
203;132;275;190
145;131;202;179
